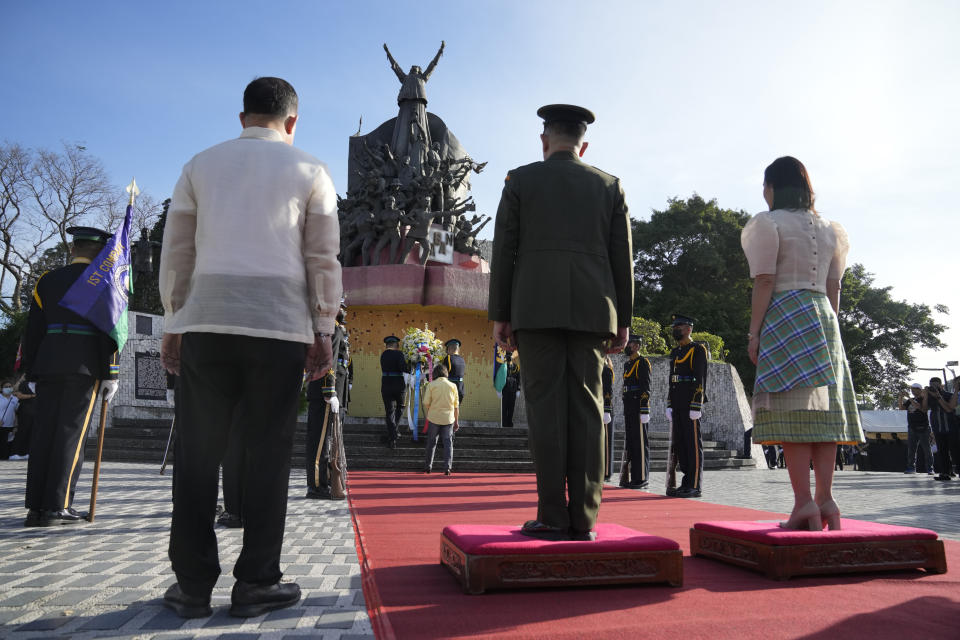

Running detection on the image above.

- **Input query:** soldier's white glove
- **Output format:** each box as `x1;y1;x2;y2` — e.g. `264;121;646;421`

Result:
516;391;521;397
666;407;672;421
603;412;612;425
101;380;119;404
403;372;414;387
640;414;650;424
326;396;340;414
496;391;502;398
166;389;176;406
689;410;702;420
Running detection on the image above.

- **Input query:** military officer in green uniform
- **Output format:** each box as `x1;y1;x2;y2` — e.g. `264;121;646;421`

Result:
665;314;708;498
489;104;633;541
443;338;466;402
20;227;120;527
620;335;652;488
306;300;351;499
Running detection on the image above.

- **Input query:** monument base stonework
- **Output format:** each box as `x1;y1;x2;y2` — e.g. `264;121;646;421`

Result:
690;520;947;580
440;523;682;594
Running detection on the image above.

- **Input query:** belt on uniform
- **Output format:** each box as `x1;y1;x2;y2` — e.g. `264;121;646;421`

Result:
46;323;98;336
382;372;404;377
623;385;646;391
449;377;462;382
670;375;696;383
337;359;348;366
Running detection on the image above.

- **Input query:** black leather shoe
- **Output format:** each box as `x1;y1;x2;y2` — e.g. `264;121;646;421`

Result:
518;520;568;541
388;440;397;449
164;583;212;618
230;581;301;618
665;487;679;497
444;469;451;476
568;529;597;541
217;511;243;528
626;482;649;489
675;488;702;498
305;489;332;500
38;509;86;525
423;468;431;474
23;509;43;527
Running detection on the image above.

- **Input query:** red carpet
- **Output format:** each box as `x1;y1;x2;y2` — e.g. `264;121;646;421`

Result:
346;472;959;640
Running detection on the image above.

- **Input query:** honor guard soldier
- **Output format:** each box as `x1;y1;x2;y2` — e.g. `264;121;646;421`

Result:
443;338;466;402
20;226;120;527
601;357;614;480
306;300;351;499
380;335;406;448
665;314;708;498
620;335;652;488
489;104;633;541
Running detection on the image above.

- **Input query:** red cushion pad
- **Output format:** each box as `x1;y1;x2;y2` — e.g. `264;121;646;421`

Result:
442;523;680;555
693;519;939;545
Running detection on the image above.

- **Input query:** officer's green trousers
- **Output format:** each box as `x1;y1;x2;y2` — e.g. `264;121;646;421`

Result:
515;329;605;533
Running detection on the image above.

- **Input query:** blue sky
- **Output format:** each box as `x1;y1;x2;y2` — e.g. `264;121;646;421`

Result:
3;0;958;378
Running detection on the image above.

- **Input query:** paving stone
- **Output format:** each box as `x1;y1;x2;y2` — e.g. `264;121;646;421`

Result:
322;564;353;576
77;607;141;630
63;573;112;587
315;610;358;629
16;615;74;631
100;588;152;604
34;561;75;574
259;607;302;629
0;590;49;607
139;608;189;631
77;562;116;574
296;577;330;588
284;564;313;575
0;562;34;574
45;589;99;606
217;634;262;640
339;635;376;640
112;574;156;588
17;574;72;588
335;576;361;589
117;561;158;574
352;590;367;607
204;609;244;628
302;593;340;607
0;609;27;625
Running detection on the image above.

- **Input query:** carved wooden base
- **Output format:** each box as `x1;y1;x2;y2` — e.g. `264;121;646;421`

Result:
440;533;683;594
690;528;947;580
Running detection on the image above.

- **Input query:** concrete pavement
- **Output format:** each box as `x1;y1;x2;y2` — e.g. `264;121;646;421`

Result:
0;458;956;639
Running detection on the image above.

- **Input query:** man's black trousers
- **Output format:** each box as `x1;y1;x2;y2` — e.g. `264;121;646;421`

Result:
382;390;404;442
670;407;703;491
169;332;304;597
622;397;649;485
25;375;99;511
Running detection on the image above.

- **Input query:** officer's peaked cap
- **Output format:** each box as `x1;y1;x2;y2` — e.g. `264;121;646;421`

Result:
536;104;595;125
383;335;401;344
67;226;111;244
445;338;461;348
627;334;642;344
671;314;696;326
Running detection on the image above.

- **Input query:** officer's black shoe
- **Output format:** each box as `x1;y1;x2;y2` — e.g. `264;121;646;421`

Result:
675;488;702;498
163;583;212;618
388;440;397;449
23;509;44;527
422;468;431;474
444;469;452;476
519;520;568;541
305;489;332;499
229;580;301;618
217;511;243;528
38;509;86;525
568;529;597;541
626;482;649;489
665;487;679;497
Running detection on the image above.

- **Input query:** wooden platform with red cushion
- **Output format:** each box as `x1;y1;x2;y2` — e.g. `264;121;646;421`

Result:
690;519;947;580
440;523;683;594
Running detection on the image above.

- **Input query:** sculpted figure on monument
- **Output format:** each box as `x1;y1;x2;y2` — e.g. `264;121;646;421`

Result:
383;41;445;171
370;195;405;266
399;195;435;266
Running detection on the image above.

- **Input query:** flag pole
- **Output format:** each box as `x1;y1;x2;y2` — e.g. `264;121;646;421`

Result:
87;398;109;522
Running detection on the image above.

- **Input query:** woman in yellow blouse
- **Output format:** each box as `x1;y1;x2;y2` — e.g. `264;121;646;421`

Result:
741;156;864;530
422;363;460;475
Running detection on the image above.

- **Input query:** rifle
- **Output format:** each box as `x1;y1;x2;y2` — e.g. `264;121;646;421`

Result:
160;414;176;475
314;403;331;489
329;411;347;499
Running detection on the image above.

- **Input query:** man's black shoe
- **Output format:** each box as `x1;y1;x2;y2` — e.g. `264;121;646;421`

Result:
388;440;397;449
36;509;86;526
422;468;431;474
568;529;597;541
217;511;243;528
675;488;702;498
23;509;43;527
626;482;649;489
163;583;212;618
444;469;451;476
665;487;679;497
518;520;568;541
230;581;301;618
934;474;952;482
305;489;331;500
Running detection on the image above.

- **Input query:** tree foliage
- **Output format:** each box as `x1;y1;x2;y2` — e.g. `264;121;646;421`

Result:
837;263;947;407
632;194;753;378
0;141;162;316
630;316;668;355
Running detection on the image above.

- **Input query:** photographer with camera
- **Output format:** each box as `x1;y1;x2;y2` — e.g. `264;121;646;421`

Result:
926;377;959;481
898;383;933;474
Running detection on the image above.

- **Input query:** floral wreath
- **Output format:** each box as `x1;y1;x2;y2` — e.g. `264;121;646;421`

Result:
400;325;446;368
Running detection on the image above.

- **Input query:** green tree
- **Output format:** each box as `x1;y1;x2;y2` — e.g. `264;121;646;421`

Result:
837;263;947;407
630;316;668;355
0;310;27;379
632;194;753;379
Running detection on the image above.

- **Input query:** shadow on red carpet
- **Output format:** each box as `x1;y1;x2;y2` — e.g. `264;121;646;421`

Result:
346;471;959;640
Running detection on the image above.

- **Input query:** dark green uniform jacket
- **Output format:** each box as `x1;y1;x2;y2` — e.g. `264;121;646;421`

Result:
488;150;633;334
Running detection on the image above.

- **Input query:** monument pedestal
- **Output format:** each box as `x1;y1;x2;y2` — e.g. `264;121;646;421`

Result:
440;523;682;594
690;520;947;580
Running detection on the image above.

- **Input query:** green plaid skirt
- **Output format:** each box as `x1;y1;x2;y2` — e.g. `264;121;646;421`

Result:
753;291;864;445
